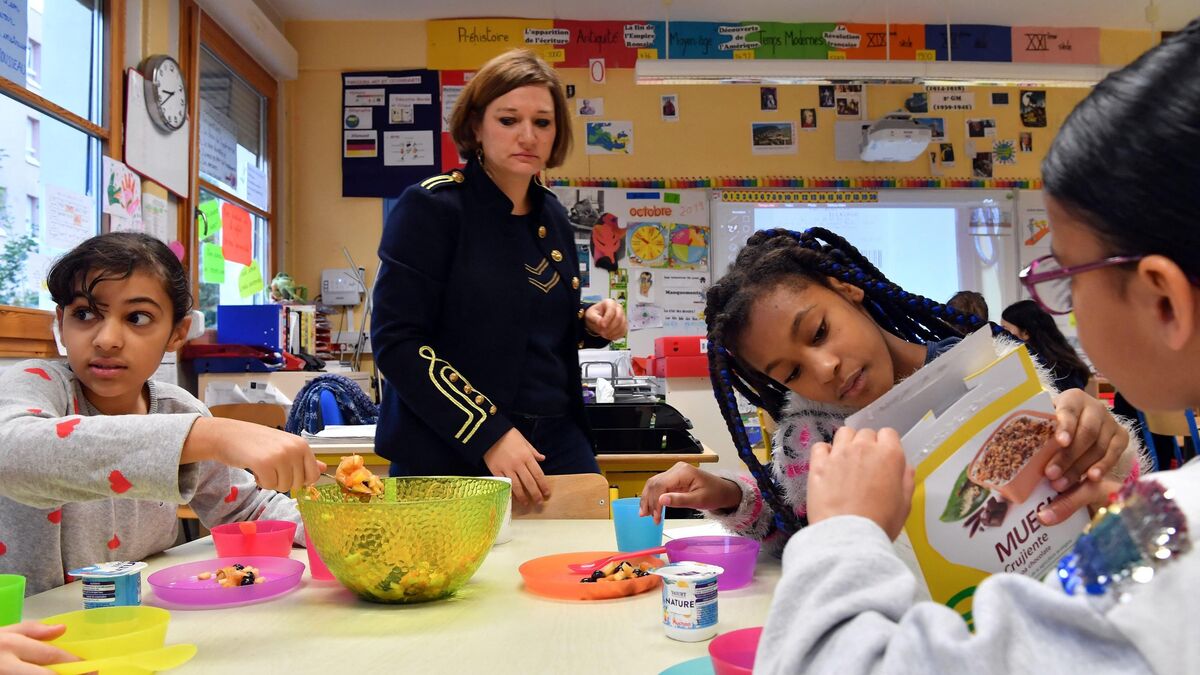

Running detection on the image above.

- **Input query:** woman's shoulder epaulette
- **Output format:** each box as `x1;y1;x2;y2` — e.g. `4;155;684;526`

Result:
420;169;466;192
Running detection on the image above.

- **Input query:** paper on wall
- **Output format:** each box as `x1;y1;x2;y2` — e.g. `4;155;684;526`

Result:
441;85;464;132
343;107;373;130
0;0;27;86
628;302;664;331
102;157;143;230
198;102;238;188
45;185;96;251
140;192;171;243
344;88;384;106
245;165;268;210
383;130;434;166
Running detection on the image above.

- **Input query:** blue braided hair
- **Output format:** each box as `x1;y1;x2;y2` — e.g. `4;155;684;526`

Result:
705;227;985;536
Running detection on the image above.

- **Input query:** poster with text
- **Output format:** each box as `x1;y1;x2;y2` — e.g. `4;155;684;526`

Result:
343;70;441;197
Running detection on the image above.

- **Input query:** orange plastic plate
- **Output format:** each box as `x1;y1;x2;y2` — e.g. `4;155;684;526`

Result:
519;551;662;601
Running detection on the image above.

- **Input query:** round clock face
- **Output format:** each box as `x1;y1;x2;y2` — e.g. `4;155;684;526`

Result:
145;56;187;131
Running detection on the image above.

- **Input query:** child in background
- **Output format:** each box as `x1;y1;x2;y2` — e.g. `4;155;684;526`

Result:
0;233;324;596
757;21;1200;673
947;289;989;331
1002;299;1093;393
640;227;1144;552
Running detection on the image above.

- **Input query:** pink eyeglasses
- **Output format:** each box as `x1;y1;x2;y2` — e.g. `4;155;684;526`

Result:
1018;254;1144;315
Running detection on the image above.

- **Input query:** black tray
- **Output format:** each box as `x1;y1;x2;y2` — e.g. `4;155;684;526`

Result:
584;403;691;430
593;428;703;454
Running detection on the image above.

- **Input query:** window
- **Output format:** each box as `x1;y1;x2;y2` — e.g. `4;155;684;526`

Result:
193;14;277;330
26;40;40;87
0;0;111;313
24;117;39;164
26;194;40;237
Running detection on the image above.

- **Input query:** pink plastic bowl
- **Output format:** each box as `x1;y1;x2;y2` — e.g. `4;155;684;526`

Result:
211;520;296;558
666;536;760;590
708;626;763;675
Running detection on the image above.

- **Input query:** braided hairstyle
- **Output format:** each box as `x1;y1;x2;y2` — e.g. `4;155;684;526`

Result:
706;227;982;535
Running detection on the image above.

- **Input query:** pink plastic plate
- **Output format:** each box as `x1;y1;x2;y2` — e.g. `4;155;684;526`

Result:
147;556;304;609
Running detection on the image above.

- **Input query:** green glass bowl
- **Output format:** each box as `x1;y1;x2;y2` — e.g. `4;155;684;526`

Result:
298;477;509;604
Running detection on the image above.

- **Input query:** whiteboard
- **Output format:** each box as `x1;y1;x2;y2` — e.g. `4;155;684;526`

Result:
710;189;1023;326
124;69;190;198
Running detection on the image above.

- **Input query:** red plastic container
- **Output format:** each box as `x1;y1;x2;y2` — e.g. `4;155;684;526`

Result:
666;536;760;590
654;336;708;358
709;626;762;675
211;520;296;558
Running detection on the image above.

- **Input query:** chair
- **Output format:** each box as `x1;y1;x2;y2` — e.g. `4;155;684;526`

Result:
182;403;288;539
512;473;612;519
1137;409;1200;471
208;403;288;430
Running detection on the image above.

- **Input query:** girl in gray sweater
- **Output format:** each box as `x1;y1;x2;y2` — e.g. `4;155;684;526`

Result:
0;233;325;597
760;20;1200;675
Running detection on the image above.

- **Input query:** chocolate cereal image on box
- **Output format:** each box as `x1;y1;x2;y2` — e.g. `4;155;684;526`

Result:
968;412;1059;504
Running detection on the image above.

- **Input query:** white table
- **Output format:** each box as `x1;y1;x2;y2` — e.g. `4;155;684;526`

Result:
24;521;779;674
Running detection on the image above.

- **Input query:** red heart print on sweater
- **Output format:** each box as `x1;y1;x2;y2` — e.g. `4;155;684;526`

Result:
0;541;6;556
108;470;133;494
24;367;51;380
47;509;62;524
224;486;239;503
56;418;81;438
27;408;41;415
108;535;121;550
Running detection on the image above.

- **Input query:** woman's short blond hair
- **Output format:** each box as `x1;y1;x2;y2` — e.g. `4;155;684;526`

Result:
449;49;573;169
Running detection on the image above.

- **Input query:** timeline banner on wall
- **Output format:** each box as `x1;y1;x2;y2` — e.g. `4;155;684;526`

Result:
427;18;666;71
427;18;1147;68
667;21;929;60
1010;27;1100;64
342;70;441;198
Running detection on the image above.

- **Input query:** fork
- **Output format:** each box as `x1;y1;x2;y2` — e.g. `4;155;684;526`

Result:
567;546;667;574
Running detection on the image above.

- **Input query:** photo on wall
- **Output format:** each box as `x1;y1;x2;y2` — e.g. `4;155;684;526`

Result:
751;121;797;154
661;94;679;121
835;84;865;119
800;108;817;130
818;85;835;108
1019;132;1033;152
1020;90;1047;127
915;117;946;139
760;87;778;111
586;121;633;155
939;142;956;166
973;152;994;178
576;98;603;116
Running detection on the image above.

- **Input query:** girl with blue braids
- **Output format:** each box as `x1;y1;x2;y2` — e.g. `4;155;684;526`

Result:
639;226;1146;553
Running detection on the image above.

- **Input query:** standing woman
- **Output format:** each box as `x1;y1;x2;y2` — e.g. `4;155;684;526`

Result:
371;50;627;505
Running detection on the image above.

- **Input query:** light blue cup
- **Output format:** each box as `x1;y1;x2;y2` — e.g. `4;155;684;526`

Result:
612;497;664;552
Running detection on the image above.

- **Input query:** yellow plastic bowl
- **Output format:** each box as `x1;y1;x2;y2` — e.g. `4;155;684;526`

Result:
41;606;169;660
298;477;509;604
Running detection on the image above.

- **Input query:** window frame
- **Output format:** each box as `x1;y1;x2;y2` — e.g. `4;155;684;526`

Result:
0;0;124;356
184;9;279;304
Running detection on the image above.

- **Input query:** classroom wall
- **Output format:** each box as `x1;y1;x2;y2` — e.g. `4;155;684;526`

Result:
283;19;1101;315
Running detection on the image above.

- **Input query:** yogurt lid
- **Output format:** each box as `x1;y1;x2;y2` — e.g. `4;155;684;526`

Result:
68;561;148;578
652;562;724;581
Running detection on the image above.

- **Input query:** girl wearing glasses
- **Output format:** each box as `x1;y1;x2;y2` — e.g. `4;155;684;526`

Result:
755;20;1200;674
639;223;1143;548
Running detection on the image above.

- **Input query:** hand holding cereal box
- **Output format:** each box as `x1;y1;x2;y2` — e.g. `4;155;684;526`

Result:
846;329;1089;619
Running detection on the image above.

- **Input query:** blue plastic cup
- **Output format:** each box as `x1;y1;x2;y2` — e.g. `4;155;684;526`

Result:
612;497;664;552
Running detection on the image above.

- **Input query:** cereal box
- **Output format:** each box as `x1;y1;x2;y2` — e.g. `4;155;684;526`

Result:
846;329;1089;621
